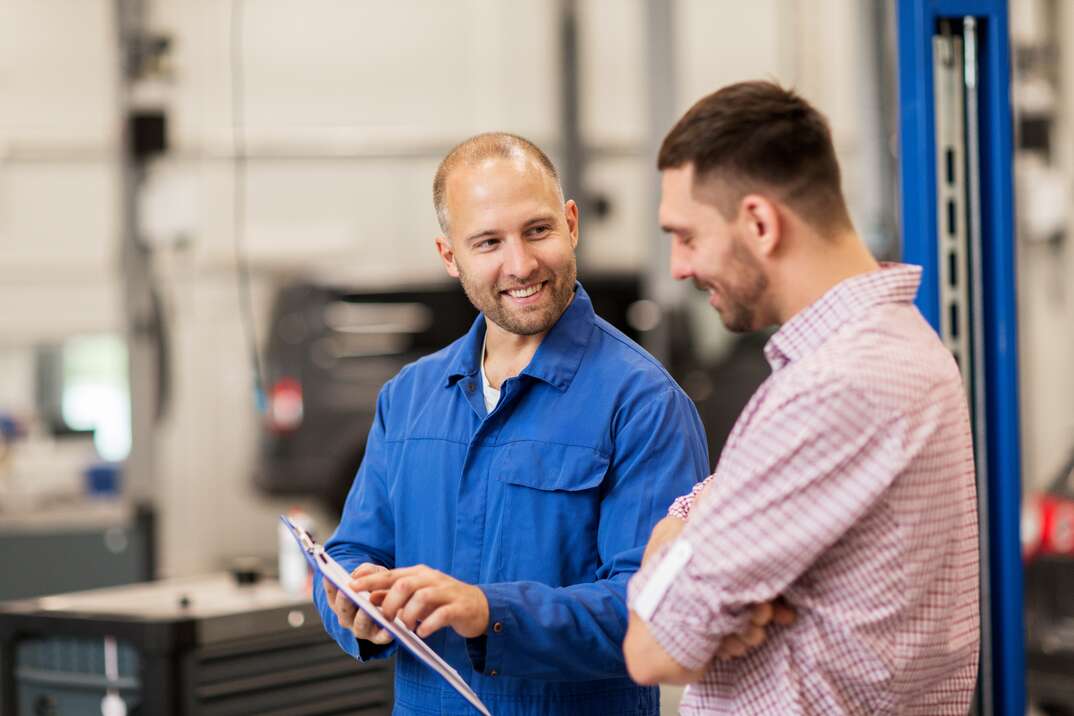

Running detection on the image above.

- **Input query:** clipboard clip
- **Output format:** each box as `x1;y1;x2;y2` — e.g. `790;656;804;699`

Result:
281;515;318;556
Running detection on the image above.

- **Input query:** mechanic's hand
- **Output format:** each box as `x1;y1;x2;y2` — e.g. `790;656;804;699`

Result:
323;563;394;645
642;515;686;565
350;564;490;639
715;598;796;661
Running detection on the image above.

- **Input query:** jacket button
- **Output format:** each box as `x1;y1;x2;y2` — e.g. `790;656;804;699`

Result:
492;622;503;633
488;669;498;677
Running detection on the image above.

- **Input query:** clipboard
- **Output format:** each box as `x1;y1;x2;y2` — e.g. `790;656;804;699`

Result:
280;515;492;716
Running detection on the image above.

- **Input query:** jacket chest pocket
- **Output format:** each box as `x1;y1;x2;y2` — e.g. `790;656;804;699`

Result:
492;442;609;583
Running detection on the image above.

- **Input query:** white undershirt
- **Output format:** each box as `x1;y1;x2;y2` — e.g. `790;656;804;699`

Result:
479;335;501;412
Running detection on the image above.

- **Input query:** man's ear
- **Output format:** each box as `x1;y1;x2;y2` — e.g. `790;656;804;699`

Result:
435;235;460;278
564;199;580;249
739;194;781;258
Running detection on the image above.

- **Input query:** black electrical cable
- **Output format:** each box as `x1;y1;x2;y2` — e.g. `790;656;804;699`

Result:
230;0;267;413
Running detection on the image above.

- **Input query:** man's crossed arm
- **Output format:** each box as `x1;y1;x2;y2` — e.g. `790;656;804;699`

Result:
622;514;795;685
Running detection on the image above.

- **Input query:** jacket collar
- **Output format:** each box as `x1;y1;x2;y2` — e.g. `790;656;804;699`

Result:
445;281;594;392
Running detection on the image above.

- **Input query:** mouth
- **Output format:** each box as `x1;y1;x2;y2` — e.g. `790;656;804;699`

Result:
703;285;721;309
501;280;548;304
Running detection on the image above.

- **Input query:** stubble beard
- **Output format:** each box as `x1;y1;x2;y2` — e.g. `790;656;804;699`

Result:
458;258;578;336
714;236;768;333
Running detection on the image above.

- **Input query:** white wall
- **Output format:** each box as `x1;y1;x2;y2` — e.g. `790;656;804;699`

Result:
0;0;124;443
0;0;122;345
2;0;894;577
1015;0;1074;490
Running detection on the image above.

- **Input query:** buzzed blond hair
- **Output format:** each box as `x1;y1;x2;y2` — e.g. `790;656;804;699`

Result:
433;132;563;233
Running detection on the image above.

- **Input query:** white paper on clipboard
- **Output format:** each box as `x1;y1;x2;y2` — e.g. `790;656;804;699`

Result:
280;516;492;716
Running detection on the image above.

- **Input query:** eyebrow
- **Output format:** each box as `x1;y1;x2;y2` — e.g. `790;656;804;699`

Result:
523;214;557;228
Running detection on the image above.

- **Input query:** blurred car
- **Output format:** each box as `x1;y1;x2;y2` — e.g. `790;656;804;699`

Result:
1023;449;1074;715
255;281;475;514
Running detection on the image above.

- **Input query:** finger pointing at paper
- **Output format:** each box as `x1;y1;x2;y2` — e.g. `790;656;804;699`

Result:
350;564;490;640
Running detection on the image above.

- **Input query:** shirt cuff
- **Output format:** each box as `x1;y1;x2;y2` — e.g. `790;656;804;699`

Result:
667;476;714;520
667;496;690;520
357;636;397;662
312;563;400;663
467;583;518;678
627;539;750;671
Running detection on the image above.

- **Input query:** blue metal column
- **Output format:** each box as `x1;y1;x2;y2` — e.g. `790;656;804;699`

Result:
897;1;1023;714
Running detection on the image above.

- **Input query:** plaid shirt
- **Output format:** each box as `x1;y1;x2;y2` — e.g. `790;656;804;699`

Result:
629;264;980;715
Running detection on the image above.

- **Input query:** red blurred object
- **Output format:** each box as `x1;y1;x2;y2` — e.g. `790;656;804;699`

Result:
1023;492;1074;561
268;377;304;433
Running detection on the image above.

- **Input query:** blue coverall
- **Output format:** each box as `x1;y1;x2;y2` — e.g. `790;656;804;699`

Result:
314;283;708;715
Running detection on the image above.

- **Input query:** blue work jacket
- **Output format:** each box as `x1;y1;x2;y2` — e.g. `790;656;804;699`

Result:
314;283;708;715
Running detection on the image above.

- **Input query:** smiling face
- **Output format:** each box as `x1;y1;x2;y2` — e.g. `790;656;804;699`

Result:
435;156;578;336
659;164;769;333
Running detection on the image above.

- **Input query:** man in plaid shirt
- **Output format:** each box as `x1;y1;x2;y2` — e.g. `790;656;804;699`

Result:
623;81;980;714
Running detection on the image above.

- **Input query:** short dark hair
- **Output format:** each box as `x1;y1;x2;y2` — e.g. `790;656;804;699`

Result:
658;81;852;233
433;132;562;233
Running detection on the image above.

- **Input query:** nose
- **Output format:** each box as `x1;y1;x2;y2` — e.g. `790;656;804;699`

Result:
503;237;539;281
669;242;692;282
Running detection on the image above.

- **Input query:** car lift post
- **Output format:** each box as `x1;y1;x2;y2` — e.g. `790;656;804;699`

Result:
897;1;1023;714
